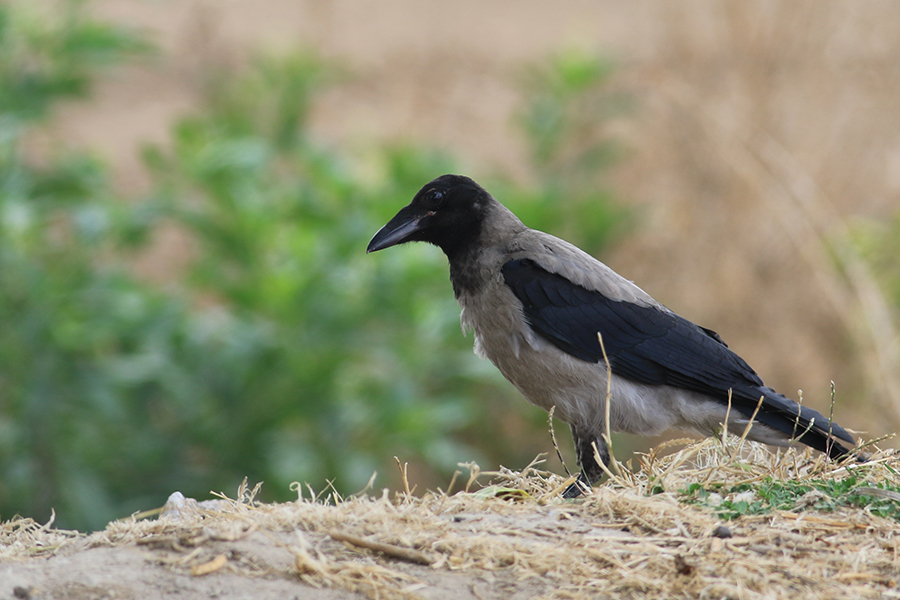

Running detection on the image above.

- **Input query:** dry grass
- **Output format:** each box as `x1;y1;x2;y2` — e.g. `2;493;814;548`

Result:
4;437;900;599
607;2;900;440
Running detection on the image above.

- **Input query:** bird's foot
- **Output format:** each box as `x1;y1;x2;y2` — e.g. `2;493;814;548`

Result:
561;473;593;499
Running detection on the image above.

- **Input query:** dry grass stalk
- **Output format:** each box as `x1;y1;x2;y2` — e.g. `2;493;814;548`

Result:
329;530;432;566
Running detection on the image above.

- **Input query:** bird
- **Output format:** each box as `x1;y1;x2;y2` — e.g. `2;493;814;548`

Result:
367;174;857;497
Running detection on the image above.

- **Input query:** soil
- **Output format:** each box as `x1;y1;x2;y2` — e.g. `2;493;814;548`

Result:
3;446;899;600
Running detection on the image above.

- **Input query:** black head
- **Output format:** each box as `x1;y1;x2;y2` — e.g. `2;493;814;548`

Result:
366;174;490;257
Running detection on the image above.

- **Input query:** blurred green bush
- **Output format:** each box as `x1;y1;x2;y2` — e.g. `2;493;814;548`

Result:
850;215;900;310
0;1;625;530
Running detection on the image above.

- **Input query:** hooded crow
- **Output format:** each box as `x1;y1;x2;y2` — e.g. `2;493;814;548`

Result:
367;174;856;497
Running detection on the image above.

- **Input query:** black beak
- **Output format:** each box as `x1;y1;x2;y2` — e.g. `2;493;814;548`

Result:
366;206;433;253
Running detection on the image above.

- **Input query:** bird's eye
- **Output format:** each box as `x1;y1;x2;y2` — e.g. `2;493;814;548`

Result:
424;189;444;207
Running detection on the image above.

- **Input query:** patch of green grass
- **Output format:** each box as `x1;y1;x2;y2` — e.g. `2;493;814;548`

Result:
681;474;900;521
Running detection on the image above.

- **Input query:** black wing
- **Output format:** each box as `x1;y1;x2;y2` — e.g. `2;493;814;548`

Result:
501;258;854;454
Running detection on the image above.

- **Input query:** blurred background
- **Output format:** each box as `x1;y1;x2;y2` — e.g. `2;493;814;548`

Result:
2;0;899;531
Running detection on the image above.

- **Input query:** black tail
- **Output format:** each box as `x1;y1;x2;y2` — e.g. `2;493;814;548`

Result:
734;386;858;461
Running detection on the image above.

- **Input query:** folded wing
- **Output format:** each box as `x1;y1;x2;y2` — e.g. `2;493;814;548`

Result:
501;258;854;457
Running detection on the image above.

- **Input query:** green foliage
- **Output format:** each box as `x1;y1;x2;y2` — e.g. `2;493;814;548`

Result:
0;0;149;124
0;2;161;530
849;214;900;310
516;49;623;177
142;53;510;503
502;49;631;253
0;1;625;530
681;475;900;521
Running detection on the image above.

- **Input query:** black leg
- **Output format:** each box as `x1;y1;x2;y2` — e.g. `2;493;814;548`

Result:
561;472;592;499
561;426;609;498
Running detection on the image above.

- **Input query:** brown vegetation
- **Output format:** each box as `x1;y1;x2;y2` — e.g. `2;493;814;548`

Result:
4;440;899;599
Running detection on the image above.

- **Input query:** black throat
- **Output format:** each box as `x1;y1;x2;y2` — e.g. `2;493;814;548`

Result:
439;221;486;298
447;246;485;298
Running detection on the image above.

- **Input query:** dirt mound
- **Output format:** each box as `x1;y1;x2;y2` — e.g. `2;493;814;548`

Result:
3;439;898;599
